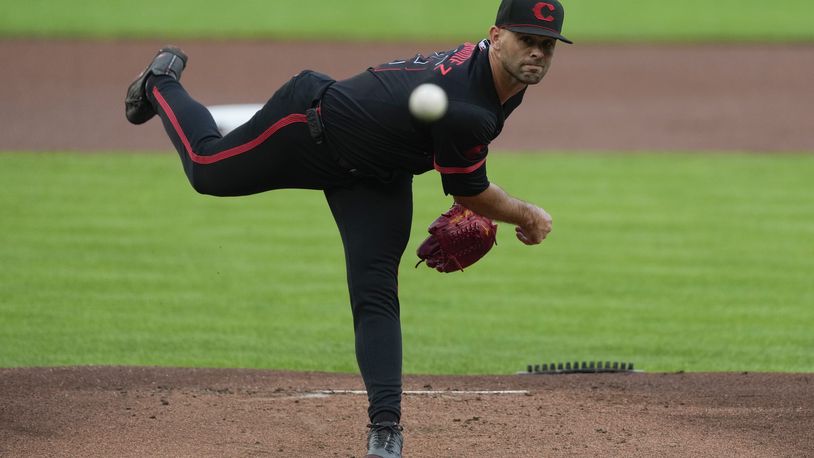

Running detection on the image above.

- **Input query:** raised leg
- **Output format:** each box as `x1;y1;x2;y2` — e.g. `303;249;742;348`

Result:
145;71;349;196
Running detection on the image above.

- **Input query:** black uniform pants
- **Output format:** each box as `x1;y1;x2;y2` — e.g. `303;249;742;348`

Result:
147;72;411;422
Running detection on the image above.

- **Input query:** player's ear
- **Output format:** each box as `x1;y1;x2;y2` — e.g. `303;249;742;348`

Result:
489;26;502;49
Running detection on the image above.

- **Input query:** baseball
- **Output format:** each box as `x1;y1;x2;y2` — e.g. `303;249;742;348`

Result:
408;83;448;122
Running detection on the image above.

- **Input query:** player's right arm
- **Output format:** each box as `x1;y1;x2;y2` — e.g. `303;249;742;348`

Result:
453;184;552;245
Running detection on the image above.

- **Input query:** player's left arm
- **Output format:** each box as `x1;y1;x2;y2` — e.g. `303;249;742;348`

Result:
431;107;552;245
453;184;552;245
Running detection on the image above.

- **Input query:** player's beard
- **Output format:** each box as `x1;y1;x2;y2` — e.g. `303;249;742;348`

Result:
504;59;547;85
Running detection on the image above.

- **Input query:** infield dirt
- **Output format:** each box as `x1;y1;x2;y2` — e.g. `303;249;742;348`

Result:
1;40;813;457
1;367;812;457
1;40;813;152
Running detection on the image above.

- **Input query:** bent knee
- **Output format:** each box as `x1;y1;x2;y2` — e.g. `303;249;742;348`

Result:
187;170;228;196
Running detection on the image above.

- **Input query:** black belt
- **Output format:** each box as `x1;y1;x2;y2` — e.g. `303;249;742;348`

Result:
305;104;326;145
306;102;364;177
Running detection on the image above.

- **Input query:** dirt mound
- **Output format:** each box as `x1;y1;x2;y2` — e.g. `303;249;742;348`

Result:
1;367;811;457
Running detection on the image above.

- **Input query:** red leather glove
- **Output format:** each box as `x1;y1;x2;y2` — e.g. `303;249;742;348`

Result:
416;203;498;273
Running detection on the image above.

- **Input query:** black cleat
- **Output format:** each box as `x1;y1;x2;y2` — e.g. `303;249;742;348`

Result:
365;421;403;458
125;46;188;125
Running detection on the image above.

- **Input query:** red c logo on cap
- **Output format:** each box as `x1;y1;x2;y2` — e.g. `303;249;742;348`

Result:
533;2;555;22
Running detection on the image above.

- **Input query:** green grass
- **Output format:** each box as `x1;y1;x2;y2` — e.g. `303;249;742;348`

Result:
1;152;813;374
1;0;813;42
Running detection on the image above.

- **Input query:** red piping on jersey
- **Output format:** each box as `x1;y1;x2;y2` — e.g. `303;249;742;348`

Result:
372;67;429;72
433;157;486;174
152;86;306;165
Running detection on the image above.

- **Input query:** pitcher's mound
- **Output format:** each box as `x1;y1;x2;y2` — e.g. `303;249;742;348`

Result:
1;366;811;457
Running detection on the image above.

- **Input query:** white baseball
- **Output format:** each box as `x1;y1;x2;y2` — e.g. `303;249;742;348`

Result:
408;83;448;122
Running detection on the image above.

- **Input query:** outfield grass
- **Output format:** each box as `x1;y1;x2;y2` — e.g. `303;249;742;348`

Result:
1;0;812;42
1;152;812;374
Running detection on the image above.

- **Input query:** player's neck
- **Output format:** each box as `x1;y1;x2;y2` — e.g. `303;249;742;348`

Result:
488;47;527;105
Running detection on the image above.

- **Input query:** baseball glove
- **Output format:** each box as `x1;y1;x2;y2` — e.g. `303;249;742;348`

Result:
415;203;498;273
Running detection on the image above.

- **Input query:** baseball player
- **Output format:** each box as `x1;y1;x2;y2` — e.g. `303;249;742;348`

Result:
124;0;569;456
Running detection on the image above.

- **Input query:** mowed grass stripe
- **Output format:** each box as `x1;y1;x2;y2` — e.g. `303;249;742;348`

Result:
0;152;812;373
1;0;813;42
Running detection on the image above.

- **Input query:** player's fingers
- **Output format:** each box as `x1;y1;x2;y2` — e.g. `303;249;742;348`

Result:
515;227;535;245
517;226;546;245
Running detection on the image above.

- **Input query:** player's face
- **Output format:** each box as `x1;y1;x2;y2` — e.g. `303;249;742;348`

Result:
495;29;557;85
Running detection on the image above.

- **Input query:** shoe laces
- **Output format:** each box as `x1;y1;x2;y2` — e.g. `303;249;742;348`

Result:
368;422;404;453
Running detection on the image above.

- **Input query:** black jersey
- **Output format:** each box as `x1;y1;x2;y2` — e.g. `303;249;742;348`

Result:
321;39;526;196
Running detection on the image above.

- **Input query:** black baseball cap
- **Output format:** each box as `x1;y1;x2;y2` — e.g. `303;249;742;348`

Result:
495;0;573;44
